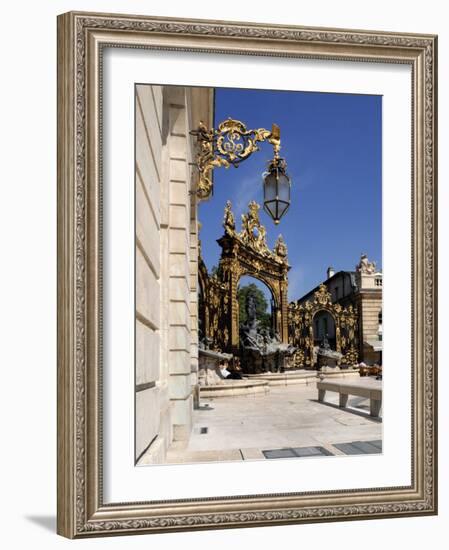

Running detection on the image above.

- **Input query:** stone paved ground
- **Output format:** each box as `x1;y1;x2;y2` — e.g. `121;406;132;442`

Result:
166;383;382;463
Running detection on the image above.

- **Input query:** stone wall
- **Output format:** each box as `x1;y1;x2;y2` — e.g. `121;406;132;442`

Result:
356;270;383;363
360;295;383;341
358;293;383;364
136;85;213;463
135;84;170;463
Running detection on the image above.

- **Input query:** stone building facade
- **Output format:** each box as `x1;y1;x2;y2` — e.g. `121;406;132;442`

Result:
135;85;213;464
296;255;382;364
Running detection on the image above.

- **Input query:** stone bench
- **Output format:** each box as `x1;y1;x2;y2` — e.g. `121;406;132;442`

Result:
317;379;382;417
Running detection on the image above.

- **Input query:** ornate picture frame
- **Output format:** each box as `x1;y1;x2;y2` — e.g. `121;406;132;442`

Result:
57;11;437;538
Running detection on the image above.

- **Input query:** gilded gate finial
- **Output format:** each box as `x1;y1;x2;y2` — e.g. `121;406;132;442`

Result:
274;235;288;260
223;200;236;235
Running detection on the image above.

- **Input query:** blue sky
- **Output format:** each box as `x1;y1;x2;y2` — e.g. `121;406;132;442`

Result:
198;87;382;302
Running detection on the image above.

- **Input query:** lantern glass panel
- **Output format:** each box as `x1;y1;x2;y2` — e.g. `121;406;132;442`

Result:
277;200;290;219
263;172;277;201
264;200;277;221
278;173;290;201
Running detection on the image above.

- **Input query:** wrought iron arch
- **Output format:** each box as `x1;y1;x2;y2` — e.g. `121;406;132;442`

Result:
237;268;280;305
199;200;290;354
288;284;359;368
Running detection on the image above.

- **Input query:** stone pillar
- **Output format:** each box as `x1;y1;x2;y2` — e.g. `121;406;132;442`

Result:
189;193;200;409
166;87;193;442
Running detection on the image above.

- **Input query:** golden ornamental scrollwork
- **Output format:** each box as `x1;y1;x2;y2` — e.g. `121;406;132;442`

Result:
239;201;269;253
288;290;359;367
314;284;332;306
190;118;281;199
199;200;291;351
292;349;305;368
223;200;289;265
342;344;359;365
198;250;231;352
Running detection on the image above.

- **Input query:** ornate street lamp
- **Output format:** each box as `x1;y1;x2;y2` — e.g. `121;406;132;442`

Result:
262;156;291;225
190;118;292;224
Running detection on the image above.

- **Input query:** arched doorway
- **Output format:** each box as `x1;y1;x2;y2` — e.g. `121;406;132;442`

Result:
313;309;336;349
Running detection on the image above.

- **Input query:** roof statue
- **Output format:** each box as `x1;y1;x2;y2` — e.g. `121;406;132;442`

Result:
356;253;377;274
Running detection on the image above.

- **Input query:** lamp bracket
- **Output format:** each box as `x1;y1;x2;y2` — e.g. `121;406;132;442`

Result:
190;118;281;199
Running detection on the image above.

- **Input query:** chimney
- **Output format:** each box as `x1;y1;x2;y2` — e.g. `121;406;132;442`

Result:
327;266;335;279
